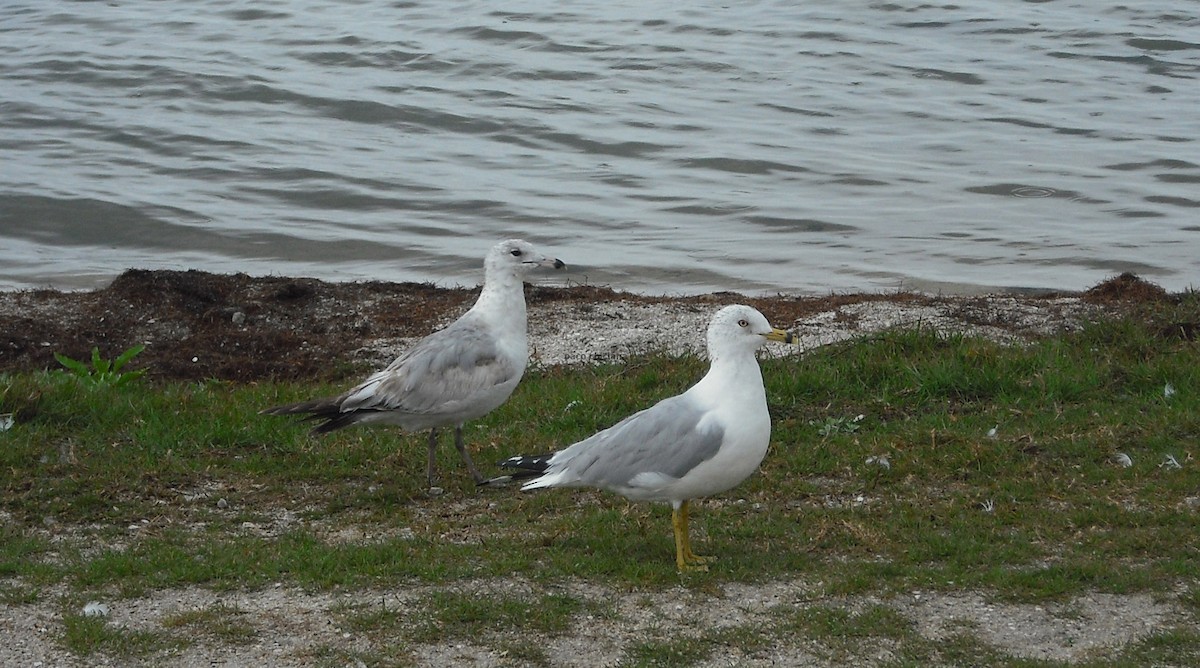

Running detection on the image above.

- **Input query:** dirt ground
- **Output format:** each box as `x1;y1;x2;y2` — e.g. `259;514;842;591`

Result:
1;270;1194;667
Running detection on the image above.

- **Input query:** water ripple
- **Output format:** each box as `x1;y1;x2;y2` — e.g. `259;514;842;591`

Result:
1010;186;1057;199
2;0;1198;294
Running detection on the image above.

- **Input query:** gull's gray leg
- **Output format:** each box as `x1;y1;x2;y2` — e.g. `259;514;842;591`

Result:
426;428;440;487
454;426;485;484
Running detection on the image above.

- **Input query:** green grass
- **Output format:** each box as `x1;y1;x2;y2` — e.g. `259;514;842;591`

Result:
2;294;1199;663
341;589;596;644
620;636;714;668
331;590;604;666
60;610;174;658
160;601;258;645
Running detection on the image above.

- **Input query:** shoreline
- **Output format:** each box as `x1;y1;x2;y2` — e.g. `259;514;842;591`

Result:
0;268;1174;382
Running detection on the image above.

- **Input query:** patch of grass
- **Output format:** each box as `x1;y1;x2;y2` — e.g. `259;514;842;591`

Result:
305;644;408;668
1106;628;1200;666
338;590;599;664
907;630;1031;667
771;603;918;664
783;603;913;642
1181;586;1200;614
0;581;39;605
0;525;61;588
701;623;778;657
411;590;591;644
337;600;406;635
70;527;548;593
618;635;713;668
60;610;175;658
160;601;258;645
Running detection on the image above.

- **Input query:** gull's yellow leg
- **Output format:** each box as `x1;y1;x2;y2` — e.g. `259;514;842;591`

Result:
678;501;715;566
672;500;713;572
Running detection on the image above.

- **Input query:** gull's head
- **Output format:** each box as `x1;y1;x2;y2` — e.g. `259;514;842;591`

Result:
486;239;566;277
707;304;796;357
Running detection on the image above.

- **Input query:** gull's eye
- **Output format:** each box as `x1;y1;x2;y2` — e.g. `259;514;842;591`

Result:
738;319;749;328
510;248;523;257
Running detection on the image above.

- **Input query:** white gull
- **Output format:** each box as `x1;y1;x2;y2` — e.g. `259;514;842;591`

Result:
490;304;794;571
263;238;564;486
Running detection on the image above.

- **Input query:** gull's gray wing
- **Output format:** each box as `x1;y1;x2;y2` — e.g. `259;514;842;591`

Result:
339;316;520;415
551;394;725;489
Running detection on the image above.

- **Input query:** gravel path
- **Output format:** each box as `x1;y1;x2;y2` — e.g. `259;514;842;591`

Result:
2;576;1184;667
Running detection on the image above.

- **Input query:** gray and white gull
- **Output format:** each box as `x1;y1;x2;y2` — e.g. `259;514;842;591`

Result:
488;304;795;571
262;239;564;486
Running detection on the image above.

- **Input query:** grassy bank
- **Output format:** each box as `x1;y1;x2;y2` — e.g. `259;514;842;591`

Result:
2;294;1199;666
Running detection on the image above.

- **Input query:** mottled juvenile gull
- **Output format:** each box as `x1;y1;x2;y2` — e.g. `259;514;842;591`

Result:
262;239;565;486
488;304;795;571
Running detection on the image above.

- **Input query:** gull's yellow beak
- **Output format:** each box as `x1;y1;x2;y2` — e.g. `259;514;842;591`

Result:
764;328;796;344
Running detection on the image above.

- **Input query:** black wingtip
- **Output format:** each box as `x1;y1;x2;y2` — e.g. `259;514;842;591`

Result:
498;453;554;472
477;453;556;487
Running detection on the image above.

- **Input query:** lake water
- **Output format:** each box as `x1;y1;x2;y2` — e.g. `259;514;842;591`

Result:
2;0;1198;296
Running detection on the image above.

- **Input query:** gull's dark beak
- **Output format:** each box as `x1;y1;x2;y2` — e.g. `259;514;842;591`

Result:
529;256;566;270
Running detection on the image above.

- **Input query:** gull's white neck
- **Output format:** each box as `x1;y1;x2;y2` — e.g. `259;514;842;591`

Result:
470;267;528;339
690;347;765;406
